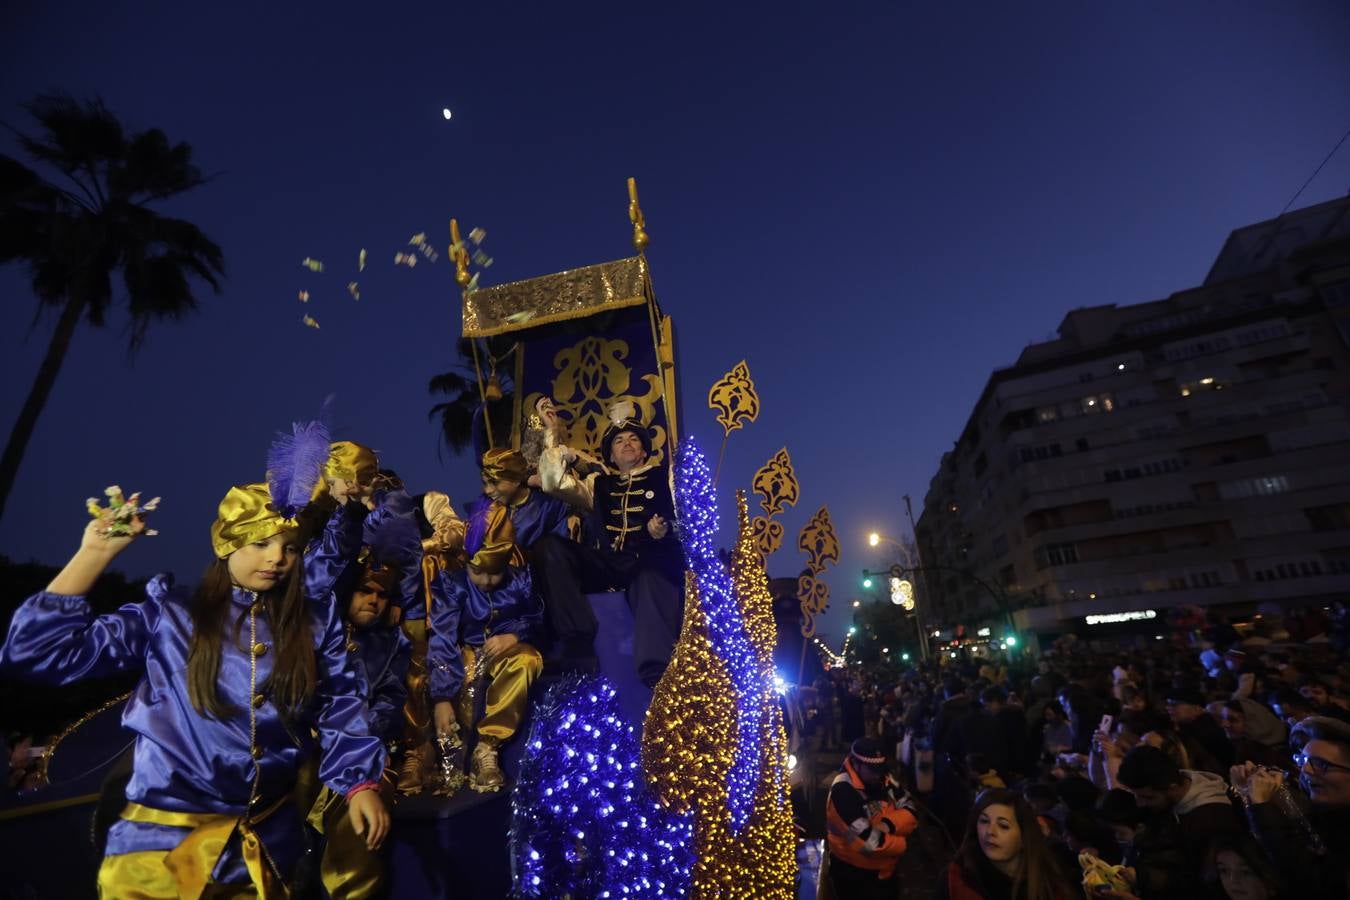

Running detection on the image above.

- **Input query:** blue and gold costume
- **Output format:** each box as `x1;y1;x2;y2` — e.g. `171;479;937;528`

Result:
478;449;571;550
0;482;386;898
428;503;543;790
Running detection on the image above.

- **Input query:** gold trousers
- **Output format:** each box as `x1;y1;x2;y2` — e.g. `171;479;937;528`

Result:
455;642;542;745
96;798;289;900
400;617;431;745
304;786;384;900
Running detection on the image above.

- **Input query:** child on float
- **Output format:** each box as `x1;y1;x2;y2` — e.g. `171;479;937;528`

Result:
428;502;543;792
477;447;571;551
0;483;390;898
308;537;416;900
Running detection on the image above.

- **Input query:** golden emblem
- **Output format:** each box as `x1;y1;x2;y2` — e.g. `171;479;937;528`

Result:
707;360;761;438
745;448;798;560
796;505;839;638
523;335;666;465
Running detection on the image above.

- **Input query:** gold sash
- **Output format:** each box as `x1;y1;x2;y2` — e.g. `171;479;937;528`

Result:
116;796;291;899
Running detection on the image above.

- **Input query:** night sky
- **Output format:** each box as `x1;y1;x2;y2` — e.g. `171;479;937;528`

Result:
3;2;1349;651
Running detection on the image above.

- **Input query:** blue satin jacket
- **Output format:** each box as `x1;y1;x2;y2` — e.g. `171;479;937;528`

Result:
469;490;570;551
346;623;410;743
0;575;386;875
427;567;541;702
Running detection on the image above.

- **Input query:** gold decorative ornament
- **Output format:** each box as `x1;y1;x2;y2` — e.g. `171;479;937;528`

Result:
642;493;796;898
628;176;649;252
450;219;471;288
522;335;666;465
707;360;760;438
746;448;799;561
796;505;839;638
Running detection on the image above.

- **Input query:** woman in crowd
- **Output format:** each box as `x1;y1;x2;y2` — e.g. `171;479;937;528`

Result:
938;787;1073;900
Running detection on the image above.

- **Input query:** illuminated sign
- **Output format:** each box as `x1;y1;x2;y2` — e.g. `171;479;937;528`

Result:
976;627;991;637
1084;610;1157;625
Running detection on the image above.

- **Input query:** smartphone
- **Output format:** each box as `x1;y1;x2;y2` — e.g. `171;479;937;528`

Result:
1098;714;1114;735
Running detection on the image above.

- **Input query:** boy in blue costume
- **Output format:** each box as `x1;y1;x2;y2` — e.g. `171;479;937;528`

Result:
428;502;543;792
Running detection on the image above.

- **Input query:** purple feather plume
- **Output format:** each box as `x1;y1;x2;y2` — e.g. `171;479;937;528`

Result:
266;418;332;519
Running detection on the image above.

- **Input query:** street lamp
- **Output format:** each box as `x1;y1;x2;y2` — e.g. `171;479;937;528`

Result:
868;532;881;548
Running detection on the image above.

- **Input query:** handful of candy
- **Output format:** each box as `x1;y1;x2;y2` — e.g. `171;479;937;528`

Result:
86;486;160;537
1079;851;1131;894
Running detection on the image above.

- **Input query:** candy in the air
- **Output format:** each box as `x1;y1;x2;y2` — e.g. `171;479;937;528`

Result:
347;282;360;301
298;290;310;303
302;257;325;273
358;249;367;272
468;227;486;245
86;486;161;537
303;314;321;329
394;253;418;268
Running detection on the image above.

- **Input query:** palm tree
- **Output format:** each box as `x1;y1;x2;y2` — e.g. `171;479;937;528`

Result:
428;336;516;458
0;94;225;520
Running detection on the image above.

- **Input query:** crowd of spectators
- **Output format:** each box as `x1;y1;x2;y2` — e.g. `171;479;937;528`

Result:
802;602;1350;899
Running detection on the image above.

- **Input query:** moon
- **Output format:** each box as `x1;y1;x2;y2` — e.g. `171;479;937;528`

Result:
442;108;453;120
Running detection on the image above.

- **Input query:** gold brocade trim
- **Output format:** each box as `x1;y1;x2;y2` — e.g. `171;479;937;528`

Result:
461;257;649;338
41;690;134;779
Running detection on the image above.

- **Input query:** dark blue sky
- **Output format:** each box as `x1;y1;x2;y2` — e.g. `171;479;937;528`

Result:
3;2;1349;651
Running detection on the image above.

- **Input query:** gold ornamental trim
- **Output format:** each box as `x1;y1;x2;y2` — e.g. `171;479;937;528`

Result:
461;256;649;338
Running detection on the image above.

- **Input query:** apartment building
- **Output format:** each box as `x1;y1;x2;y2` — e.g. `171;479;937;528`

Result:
915;195;1350;641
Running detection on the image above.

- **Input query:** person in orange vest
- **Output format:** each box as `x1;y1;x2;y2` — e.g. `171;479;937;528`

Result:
826;737;919;899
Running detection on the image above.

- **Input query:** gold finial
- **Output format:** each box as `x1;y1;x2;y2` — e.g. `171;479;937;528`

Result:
450;218;471;288
627;177;649;252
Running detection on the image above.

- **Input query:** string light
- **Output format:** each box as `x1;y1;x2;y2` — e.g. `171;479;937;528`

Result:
642;439;796;897
511;675;693;897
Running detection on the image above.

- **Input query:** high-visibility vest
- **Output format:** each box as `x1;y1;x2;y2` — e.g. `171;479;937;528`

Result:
824;760;918;879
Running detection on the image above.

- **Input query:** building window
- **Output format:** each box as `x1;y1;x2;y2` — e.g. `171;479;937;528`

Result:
1045;543;1078;566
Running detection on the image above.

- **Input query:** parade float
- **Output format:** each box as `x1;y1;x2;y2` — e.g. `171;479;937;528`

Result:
0;180;832;899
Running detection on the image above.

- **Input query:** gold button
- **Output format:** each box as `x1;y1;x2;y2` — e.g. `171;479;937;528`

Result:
253;642;268;657
252;693;266;708
251;746;263;759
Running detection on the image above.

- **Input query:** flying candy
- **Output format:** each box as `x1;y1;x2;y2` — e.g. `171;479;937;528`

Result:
302;257;325;273
358;249;367;272
472;249;493;268
394;253;418;268
347;282;361;300
419;244;439;262
466;271;480;292
303;314;321;329
468;227;486;245
298;290;310;303
408;232;427;248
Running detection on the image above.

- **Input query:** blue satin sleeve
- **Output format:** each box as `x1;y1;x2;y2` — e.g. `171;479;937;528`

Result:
305;501;365;600
362;489;424;610
367;627;410;740
0;587;161;684
427;571;465;702
490;568;544;646
311;598;387;793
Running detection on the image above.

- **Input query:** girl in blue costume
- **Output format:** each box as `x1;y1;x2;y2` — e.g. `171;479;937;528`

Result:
0;483;390;898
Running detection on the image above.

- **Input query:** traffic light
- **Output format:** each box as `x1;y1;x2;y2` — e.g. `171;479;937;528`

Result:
1005;635;1018;647
862;577;873;589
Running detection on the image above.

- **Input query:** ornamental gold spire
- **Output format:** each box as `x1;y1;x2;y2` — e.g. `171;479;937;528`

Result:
627;177;649;253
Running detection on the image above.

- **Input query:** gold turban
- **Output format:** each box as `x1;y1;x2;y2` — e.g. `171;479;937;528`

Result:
323;441;378;485
210;483;297;559
480;448;528;485
467;502;518;575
